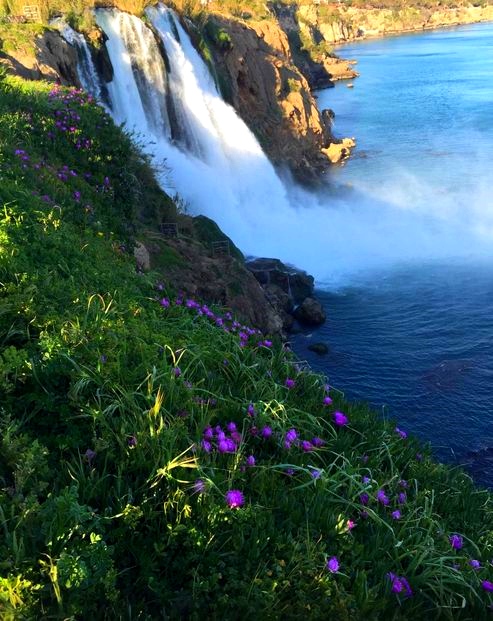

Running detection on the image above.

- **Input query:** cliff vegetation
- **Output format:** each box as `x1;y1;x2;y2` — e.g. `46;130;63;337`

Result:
1;72;493;619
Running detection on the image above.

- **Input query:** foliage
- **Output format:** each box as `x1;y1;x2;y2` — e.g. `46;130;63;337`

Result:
1;74;493;620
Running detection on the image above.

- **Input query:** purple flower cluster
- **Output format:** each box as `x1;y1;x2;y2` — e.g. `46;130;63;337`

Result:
225;489;245;509
201;424;242;454
159;294;268;349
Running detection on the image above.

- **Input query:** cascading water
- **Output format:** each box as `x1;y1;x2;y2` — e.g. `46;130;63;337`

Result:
95;6;294;256
93;5;493;283
54;22;103;101
95;10;170;138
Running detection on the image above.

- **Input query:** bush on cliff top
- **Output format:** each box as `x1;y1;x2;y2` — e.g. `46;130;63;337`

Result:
1;74;493;620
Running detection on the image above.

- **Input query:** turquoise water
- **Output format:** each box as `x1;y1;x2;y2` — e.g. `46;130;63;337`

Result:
294;23;493;486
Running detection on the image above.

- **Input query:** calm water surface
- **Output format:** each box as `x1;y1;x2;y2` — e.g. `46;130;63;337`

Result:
293;23;493;486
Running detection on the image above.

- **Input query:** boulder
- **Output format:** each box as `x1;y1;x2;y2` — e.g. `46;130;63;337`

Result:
293;297;326;326
308;342;329;355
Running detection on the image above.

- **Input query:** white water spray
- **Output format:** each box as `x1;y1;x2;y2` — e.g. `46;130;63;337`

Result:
93;6;493;285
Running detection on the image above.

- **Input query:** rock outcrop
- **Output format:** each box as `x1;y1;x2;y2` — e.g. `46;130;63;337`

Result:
0;29;80;86
246;257;326;331
294;4;493;45
139;220;284;336
206;14;354;182
293;297;326;327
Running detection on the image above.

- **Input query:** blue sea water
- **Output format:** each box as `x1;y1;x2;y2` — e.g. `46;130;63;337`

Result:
293;23;493;486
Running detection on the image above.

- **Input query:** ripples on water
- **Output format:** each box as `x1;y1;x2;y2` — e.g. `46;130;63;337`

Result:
296;24;493;486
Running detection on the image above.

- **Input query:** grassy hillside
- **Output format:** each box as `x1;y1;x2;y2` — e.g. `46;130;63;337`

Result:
1;74;493;619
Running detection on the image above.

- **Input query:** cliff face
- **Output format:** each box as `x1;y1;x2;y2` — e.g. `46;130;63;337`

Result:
295;4;493;45
0;29;80;85
207;15;354;183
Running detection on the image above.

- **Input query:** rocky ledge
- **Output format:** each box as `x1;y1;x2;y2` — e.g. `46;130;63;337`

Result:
246;257;326;332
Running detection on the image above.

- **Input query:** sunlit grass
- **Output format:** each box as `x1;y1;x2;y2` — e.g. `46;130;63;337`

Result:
0;73;493;620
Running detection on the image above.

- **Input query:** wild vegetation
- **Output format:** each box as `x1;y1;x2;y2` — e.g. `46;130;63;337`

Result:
1;72;493;619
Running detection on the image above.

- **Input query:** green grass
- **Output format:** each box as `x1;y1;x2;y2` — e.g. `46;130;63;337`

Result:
1;73;493;620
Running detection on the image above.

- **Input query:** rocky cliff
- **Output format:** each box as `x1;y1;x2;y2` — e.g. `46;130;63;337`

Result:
292;3;493;45
204;14;354;182
0;27;80;85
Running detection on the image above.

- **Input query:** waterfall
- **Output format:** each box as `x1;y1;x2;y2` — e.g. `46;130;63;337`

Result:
54;22;103;101
94;10;170;139
92;5;493;283
95;6;294;259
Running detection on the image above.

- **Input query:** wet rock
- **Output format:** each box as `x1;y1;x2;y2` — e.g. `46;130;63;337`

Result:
293;297;326;326
308;342;329;355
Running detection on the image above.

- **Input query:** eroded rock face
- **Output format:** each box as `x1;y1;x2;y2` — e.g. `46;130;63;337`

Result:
1;30;80;86
208;15;352;183
142;224;284;335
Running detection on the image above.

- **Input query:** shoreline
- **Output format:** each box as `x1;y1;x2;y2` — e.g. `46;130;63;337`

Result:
333;17;493;49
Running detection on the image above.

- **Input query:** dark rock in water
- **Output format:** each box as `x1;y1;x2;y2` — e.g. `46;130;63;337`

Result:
293;297;326;326
308;342;329;355
246;257;314;303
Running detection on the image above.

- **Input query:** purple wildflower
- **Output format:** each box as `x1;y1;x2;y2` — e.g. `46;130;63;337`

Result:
395;427;408;439
192;479;206;495
160;298;170;308
231;431;242;445
201;440;212;453
362;475;371;484
286;428;298;443
227;422;237;433
377;489;390;506
399;479;409;488
301;440;314;452
482;580;493;592
203;426;214;440
84;448;96;464
310;469;322;479
326;557;339;573
388;573;413;597
261;426;273;439
247;403;256;417
246;455;256;467
391;510;402;520
449;534;463;550
285;468;295;476
312;437;325;447
323;396;333;406
360;493;369;505
398;492;407;505
127;435;137;448
173;367;181;378
469;560;481;570
333;411;349;427
225;489;244;509
285;378;295;389
73;190;81;202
